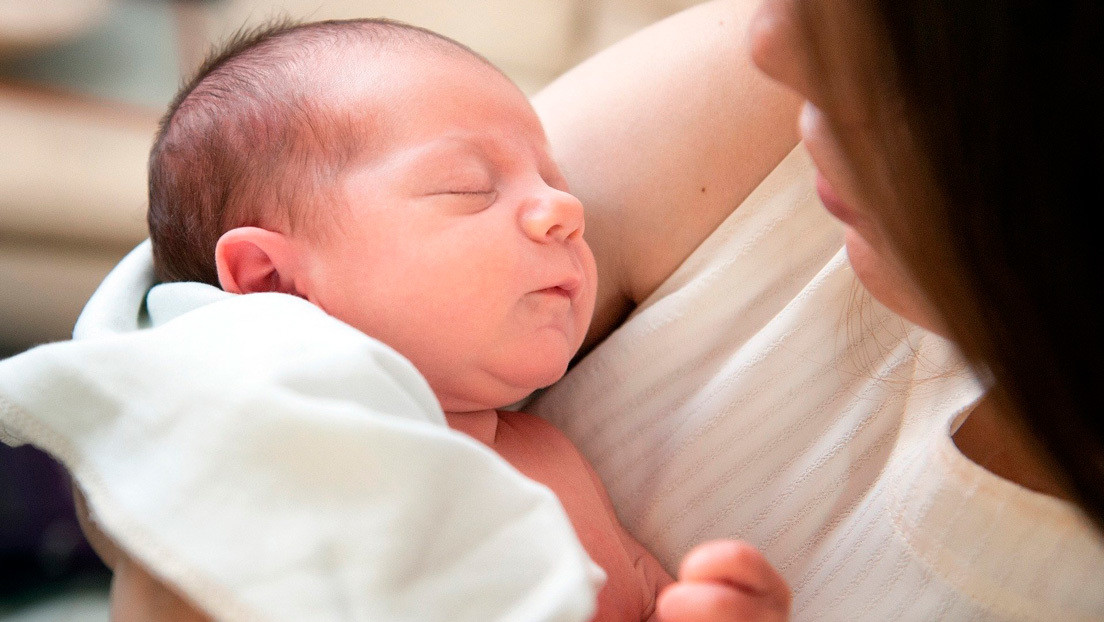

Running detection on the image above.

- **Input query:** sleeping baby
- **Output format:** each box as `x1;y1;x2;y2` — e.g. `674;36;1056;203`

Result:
144;17;788;622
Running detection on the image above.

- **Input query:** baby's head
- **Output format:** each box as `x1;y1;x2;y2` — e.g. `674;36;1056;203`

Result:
149;18;597;412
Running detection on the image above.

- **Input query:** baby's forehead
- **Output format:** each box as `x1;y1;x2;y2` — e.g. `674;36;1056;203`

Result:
317;32;490;82
303;42;491;122
316;49;535;143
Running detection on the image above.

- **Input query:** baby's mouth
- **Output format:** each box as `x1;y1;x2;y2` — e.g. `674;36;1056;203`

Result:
534;273;582;300
535;285;573;300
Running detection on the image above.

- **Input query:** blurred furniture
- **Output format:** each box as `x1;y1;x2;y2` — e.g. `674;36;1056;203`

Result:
0;0;113;55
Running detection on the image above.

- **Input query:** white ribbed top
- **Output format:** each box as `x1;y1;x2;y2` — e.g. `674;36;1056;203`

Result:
529;146;1104;620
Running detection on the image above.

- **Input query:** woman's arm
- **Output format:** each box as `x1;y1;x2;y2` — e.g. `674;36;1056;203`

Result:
533;0;800;351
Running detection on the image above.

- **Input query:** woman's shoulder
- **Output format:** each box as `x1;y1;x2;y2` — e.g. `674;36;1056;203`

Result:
533;0;802;351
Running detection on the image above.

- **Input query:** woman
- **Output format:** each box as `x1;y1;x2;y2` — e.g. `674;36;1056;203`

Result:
530;0;1102;619
751;0;1104;513
753;0;1104;520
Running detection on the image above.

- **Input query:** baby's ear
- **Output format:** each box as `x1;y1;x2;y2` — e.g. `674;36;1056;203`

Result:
215;227;303;296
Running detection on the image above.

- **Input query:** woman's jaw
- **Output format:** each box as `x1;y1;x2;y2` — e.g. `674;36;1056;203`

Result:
803;110;946;335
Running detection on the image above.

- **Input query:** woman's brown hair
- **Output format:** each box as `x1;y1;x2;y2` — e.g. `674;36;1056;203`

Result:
803;0;1103;525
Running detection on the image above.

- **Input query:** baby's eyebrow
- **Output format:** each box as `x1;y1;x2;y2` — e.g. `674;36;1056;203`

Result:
388;142;500;193
405;138;488;168
400;131;548;181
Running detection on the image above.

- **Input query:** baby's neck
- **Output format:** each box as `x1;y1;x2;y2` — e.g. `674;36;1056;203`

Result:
444;409;501;446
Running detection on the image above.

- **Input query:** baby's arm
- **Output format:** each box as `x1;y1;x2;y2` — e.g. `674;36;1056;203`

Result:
619;528;673;622
74;486;211;622
658;540;791;622
533;0;801;352
110;556;212;622
569;429;674;619
574;444;788;622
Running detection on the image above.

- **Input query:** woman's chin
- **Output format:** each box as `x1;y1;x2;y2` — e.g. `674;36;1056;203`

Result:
843;229;944;334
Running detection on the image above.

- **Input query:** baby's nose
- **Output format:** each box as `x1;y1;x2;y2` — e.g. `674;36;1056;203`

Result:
520;187;585;243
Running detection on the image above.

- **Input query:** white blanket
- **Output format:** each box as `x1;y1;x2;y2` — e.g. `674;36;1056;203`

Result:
0;242;602;622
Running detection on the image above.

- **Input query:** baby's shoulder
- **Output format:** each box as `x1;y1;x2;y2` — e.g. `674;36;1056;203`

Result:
497;409;569;440
495;410;590;461
495;411;616;514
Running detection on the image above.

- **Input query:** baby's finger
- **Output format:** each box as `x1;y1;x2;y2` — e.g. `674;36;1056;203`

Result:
678;540;791;613
656;580;787;622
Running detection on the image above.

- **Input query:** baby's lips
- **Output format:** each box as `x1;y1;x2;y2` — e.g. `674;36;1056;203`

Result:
556;276;582;295
533;270;582;296
534;284;574;300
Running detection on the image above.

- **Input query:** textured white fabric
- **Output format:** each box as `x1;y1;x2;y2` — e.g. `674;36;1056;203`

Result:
0;242;602;622
529;146;1104;620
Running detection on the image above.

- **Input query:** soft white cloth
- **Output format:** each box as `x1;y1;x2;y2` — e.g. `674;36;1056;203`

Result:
529;146;1104;620
0;242;602;622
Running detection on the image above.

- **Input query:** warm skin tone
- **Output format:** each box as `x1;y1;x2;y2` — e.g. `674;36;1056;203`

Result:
219;44;790;622
91;26;796;621
217;46;599;415
533;0;802;357
747;0;1069;501
94;0;1069;610
532;4;803;613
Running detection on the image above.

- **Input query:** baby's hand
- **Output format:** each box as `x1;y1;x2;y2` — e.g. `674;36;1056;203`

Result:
655;540;790;622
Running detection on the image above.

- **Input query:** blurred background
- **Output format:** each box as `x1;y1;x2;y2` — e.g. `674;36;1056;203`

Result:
0;0;702;618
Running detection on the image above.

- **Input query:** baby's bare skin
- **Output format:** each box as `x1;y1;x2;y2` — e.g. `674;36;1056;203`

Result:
448;409;673;621
215;37;688;619
87;2;801;619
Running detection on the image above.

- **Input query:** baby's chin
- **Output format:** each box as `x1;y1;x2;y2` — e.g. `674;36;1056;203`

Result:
500;354;572;397
435;358;571;413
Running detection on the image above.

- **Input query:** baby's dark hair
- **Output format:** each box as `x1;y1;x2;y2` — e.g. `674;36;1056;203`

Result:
148;17;494;285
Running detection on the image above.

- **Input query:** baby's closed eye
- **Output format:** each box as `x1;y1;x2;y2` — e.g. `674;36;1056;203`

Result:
443;188;495;196
424;188;498;213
